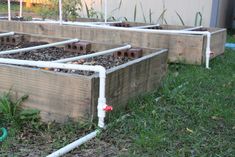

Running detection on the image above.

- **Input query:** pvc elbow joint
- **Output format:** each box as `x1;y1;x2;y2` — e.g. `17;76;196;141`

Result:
96;66;106;78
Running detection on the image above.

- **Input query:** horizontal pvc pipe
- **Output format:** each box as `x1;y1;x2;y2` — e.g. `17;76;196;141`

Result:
47;130;99;157
27;21;212;68
53;45;132;63
0;58;104;73
0;32;14;37
92;21;123;25
132;24;160;29
0;39;79;55
0;17;9;19
83;25;212;69
182;26;203;31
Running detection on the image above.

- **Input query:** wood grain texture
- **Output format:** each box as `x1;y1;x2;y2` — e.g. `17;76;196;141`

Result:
91;49;168;115
0;21;226;64
168;34;204;65
0;64;92;122
0;49;168;122
210;29;226;59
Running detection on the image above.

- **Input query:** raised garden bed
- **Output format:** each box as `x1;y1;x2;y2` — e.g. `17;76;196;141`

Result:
0;33;168;122
0;21;226;65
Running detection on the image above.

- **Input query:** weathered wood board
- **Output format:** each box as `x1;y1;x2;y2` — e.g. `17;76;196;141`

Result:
0;39;168;122
0;21;226;65
0;64;92;122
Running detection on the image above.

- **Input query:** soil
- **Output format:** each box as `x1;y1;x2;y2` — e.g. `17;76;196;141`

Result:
0;42;132;75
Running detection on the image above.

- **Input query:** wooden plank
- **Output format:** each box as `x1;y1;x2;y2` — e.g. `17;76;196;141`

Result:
201;29;227;62
0;21;225;65
210;29;226;59
11;33;124;51
91;49;168;115
0;64;92;122
168;34;204;65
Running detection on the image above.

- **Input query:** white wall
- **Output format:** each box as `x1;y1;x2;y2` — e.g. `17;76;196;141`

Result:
87;0;213;26
217;0;233;28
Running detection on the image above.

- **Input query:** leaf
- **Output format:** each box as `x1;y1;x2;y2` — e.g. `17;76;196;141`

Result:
20;109;40;122
157;9;167;24
139;2;146;23
149;9;154;24
20;109;39;116
186;128;194;133
133;4;137;22
175;11;185;26
13;95;29;116
111;0;123;13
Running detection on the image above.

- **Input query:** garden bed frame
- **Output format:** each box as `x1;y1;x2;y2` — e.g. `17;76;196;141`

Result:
0;20;226;65
0;33;168;122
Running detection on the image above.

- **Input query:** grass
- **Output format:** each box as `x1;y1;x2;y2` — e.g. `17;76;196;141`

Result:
102;47;235;156
0;3;20;13
227;29;235;43
0;35;235;156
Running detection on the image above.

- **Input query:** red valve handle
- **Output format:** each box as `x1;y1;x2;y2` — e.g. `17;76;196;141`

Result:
103;105;113;112
210;51;215;55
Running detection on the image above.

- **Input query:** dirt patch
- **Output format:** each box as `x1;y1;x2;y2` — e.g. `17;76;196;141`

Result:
0;124;120;157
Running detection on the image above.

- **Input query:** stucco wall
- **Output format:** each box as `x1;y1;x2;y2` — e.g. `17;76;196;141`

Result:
217;0;233;28
87;0;213;26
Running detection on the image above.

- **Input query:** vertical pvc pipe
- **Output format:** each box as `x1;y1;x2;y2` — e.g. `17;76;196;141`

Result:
19;0;23;18
8;0;11;21
104;0;107;24
59;0;63;25
205;32;211;69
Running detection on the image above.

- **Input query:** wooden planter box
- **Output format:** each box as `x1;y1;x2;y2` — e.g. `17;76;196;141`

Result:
0;34;168;122
0;21;226;65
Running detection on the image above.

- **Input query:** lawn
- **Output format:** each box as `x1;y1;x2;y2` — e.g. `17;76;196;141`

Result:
0;36;234;156
103;47;235;156
0;3;20;13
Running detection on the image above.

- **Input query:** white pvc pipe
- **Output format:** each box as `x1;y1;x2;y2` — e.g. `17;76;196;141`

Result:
0;39;79;55
53;45;131;63
0;57;107;156
19;0;23;17
182;26;203;31
132;24;160;29
47;130;100;157
78;24;212;69
104;0;107;24
28;20;122;25
8;0;11;21
25;21;212;68
92;21;122;25
0;16;9;19
0;57;107;127
0;32;14;37
59;0;62;25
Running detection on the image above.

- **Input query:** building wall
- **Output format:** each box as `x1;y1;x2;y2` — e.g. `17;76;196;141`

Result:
89;0;213;26
217;0;234;28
